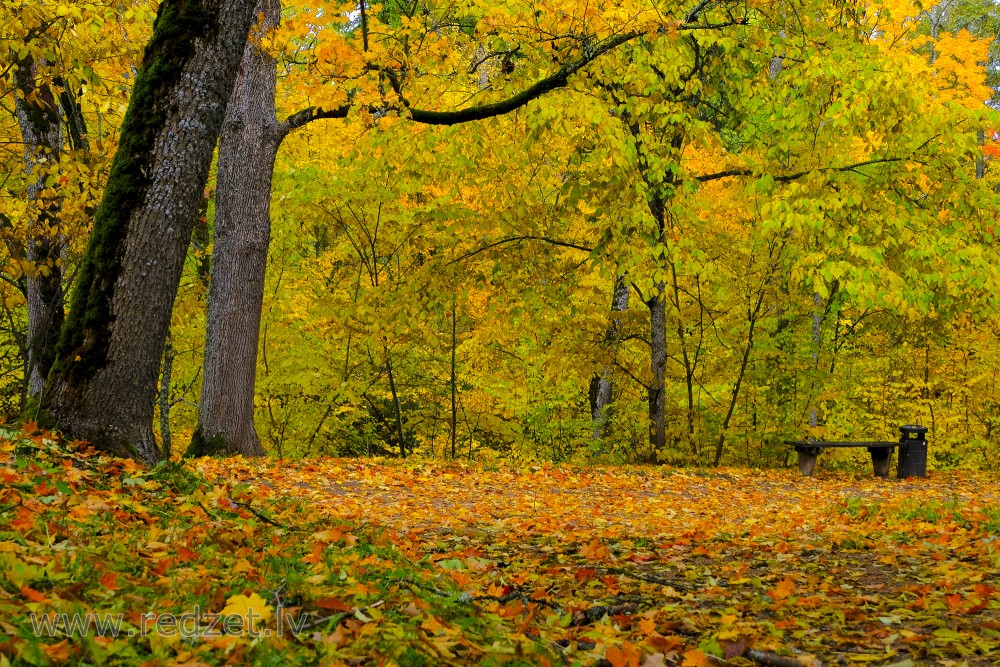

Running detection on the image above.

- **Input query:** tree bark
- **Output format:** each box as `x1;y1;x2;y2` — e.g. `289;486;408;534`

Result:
14;56;65;400
647;288;667;455
190;0;278;458
451;298;458;459
647;194;668;455
43;0;259;464
158;334;174;458
591;275;629;439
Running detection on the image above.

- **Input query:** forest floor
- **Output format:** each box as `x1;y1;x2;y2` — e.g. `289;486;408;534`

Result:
1;429;998;667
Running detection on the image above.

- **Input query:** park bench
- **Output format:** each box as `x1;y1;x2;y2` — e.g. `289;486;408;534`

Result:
785;425;928;478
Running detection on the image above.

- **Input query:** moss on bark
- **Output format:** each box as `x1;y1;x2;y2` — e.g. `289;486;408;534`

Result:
185;427;229;458
48;0;215;387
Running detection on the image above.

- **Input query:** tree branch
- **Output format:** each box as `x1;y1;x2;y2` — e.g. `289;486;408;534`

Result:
406;30;643;125
446;235;593;265
695;156;909;183
278;105;350;138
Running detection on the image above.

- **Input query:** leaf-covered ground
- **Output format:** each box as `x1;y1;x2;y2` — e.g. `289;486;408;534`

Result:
1;429;998;667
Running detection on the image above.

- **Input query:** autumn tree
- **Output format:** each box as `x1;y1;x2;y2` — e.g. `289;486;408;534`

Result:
191;0;657;457
42;0;261;463
2;3;137;405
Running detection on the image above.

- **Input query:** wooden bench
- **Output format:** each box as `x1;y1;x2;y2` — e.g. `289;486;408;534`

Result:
783;440;900;477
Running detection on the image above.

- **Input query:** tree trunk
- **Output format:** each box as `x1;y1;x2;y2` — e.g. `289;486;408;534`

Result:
158;334;174;457
386;350;407;458
648;287;667;455
14;56;65;400
190;0;278;458
591;275;629;439
43;0;259;464
451;298;458;459
669;259;697;453
647;194;668;455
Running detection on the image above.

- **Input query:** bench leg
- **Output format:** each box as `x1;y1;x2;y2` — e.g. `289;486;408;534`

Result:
869;448;891;477
797;449;818;476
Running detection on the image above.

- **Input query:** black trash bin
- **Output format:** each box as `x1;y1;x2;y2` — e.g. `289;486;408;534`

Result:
898;425;928;478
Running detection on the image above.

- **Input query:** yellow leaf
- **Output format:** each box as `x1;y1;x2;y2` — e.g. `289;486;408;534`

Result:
233;559;255;574
220;592;272;634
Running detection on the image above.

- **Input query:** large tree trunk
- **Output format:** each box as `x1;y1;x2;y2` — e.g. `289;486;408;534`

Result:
43;0;259;464
189;0;279;458
14;56;65;400
590;276;629;439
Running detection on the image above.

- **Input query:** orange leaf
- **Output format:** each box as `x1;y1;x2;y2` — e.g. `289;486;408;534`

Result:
11;506;35;533
20;585;49;603
43;639;70;662
176;547;198;562
681;649;709;667
100;572;121;591
581;538;610;560
769;576;795;601
314;597;352;612
606;642;641;667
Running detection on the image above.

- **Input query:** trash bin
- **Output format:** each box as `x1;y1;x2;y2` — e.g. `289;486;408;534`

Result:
898;424;928;478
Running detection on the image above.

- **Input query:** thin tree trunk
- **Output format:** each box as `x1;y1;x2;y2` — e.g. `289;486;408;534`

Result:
808;292;821;438
669;259;697;452
386;350;406;458
14;55;65;400
158;334;174;458
648;288;667;455
451;298;458;459
591;275;629;439
190;0;278;457
714;278;768;465
647;193;668;455
44;0;259;464
977;128;986;180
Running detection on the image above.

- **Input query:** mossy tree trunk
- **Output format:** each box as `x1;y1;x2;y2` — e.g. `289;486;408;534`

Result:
190;0;278;458
43;0;259;464
14;55;65;400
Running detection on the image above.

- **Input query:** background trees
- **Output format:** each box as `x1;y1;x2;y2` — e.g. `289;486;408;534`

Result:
1;0;997;470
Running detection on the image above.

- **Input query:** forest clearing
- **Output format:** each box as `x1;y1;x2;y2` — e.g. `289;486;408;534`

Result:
2;0;1000;665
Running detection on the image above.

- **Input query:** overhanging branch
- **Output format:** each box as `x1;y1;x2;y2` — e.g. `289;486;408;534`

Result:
447;235;593;265
407;30;643;125
695;156;910;184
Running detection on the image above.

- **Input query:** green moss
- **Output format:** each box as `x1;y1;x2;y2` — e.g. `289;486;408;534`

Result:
47;0;215;388
185;427;228;458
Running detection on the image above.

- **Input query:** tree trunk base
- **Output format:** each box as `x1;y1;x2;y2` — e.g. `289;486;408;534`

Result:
186;426;266;458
